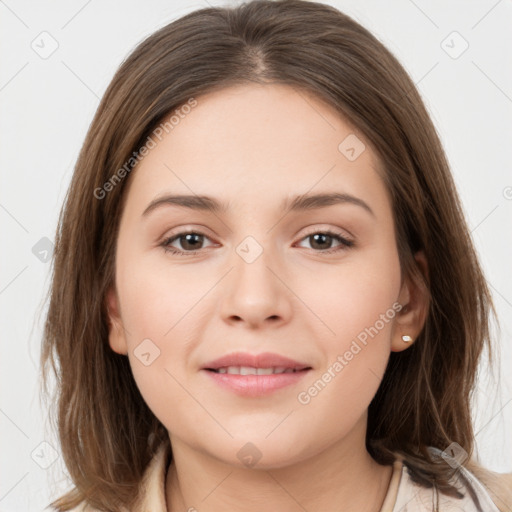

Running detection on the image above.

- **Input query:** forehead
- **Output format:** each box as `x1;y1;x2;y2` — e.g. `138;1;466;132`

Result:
123;83;387;215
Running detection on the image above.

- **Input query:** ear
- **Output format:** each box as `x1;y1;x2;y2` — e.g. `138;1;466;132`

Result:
105;285;128;355
391;250;430;352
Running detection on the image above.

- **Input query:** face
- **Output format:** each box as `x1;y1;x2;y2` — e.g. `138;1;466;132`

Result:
106;83;423;469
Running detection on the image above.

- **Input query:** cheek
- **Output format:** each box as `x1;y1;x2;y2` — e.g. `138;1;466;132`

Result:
294;244;401;404
115;253;203;418
295;247;401;347
117;247;205;342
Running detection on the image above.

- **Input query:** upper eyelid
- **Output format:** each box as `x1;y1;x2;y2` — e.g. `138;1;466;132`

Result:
163;224;353;236
163;225;354;246
297;225;353;240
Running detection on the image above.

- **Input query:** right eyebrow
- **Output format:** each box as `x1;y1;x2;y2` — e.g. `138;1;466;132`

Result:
142;194;228;217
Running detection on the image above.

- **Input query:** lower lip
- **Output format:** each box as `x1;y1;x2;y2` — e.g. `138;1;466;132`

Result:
202;369;311;397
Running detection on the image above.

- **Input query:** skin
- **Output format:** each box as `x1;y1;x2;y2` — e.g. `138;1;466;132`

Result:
106;83;429;512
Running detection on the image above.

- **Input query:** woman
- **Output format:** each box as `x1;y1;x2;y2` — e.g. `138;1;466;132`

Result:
41;0;512;510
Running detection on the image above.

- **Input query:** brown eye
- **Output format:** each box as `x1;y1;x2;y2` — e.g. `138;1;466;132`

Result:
308;233;334;250
297;230;354;254
175;233;205;251
161;231;214;255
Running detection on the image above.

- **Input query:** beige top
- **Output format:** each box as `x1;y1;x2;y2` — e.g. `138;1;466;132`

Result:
72;442;505;512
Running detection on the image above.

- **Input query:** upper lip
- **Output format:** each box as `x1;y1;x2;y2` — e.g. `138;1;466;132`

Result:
202;351;312;371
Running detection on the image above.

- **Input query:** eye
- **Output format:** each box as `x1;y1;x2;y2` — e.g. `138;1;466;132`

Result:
160;228;354;256
295;229;354;254
161;231;215;256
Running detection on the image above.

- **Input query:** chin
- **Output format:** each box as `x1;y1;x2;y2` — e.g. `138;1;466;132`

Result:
206;435;313;471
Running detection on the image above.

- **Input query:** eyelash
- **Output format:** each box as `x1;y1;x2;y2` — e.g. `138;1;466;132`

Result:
161;229;354;256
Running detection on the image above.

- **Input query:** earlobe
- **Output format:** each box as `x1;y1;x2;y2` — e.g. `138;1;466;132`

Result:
105;286;128;355
391;250;430;353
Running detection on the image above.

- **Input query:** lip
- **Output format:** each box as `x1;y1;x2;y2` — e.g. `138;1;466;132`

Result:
201;351;311;371
203;370;311;397
201;351;312;397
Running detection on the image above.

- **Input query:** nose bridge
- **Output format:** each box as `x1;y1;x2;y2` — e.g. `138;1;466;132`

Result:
229;204;278;272
232;232;279;296
220;232;291;326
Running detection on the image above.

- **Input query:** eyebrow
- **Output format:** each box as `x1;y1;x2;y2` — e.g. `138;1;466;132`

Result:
141;191;375;218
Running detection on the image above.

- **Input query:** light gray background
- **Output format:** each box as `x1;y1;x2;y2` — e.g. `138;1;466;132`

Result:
1;0;511;510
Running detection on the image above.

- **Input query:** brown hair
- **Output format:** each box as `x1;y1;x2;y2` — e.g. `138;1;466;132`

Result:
40;0;509;510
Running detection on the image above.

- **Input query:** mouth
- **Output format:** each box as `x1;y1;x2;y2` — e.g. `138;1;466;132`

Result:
201;352;313;396
205;366;311;375
202;366;312;397
201;351;312;373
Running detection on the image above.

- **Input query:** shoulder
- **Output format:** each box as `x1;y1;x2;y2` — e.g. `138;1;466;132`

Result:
64;501;118;512
61;441;171;512
391;454;510;512
464;462;512;512
66;504;100;512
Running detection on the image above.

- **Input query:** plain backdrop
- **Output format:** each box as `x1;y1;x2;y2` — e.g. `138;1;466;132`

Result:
1;0;511;510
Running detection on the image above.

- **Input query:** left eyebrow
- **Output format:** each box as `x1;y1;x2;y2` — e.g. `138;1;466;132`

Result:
141;191;375;218
283;192;375;217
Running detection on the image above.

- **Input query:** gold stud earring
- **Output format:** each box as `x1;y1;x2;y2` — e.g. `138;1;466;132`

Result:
401;335;413;343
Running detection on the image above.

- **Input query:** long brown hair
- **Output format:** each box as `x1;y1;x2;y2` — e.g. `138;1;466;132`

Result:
41;0;507;510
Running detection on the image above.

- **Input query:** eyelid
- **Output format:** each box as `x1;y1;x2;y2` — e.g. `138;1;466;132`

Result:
161;228;217;252
161;223;353;242
160;224;355;256
159;224;216;243
298;224;354;242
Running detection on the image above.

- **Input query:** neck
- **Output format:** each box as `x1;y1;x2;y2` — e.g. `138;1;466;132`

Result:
165;417;393;512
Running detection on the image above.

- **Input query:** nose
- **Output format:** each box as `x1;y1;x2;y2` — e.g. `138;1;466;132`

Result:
219;244;293;329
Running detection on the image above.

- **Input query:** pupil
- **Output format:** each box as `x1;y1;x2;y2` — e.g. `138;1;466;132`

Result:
182;233;202;250
311;233;332;250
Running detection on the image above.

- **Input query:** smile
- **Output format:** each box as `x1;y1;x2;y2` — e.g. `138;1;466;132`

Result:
202;367;311;397
208;366;303;375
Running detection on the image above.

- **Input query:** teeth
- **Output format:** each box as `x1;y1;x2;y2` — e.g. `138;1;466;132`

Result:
215;366;299;375
256;368;274;375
